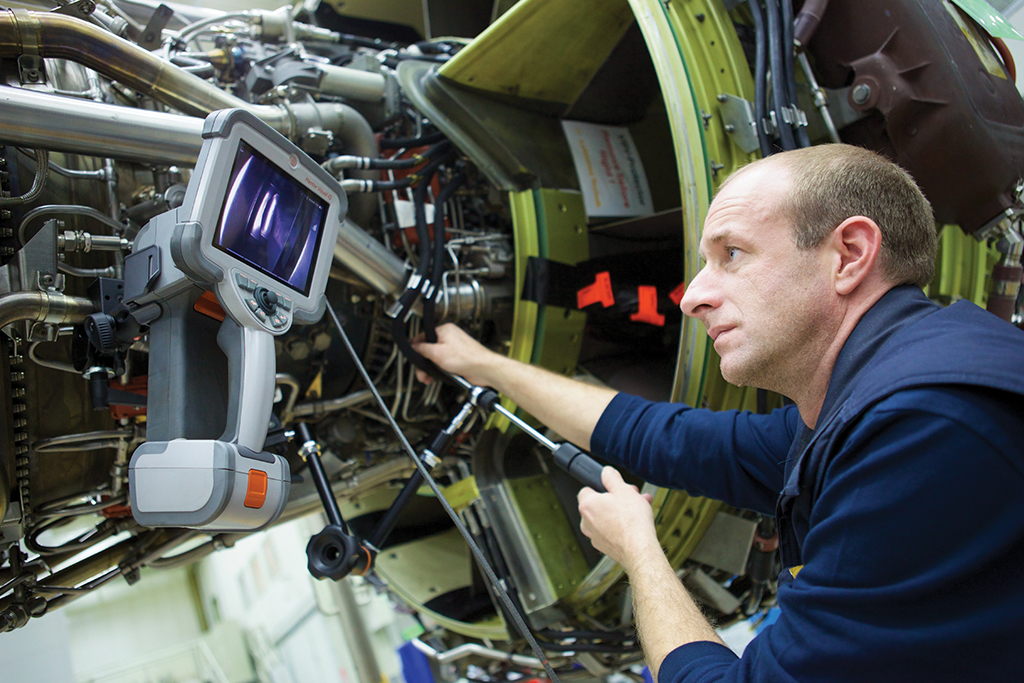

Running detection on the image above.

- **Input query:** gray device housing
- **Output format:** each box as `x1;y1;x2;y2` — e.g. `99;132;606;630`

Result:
125;110;345;531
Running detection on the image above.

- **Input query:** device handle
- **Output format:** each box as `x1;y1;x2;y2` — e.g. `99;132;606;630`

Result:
552;443;608;493
217;317;275;454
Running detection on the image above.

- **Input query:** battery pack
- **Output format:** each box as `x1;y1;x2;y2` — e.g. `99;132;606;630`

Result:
129;439;290;531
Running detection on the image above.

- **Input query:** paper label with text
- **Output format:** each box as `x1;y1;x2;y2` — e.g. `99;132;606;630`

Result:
562;120;654;218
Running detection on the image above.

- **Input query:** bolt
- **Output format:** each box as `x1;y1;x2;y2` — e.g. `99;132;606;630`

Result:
724;124;736;133
40;275;54;286
851;83;872;105
695;13;705;22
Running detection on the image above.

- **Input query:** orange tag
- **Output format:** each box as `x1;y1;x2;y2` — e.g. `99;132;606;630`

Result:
244;469;268;509
577;271;615;309
630;286;665;326
193;291;226;322
669;281;687;306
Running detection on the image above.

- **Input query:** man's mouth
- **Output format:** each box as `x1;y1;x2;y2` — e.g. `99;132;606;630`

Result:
708;325;735;342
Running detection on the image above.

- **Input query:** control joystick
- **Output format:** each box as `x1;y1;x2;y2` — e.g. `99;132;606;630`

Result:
254;286;279;314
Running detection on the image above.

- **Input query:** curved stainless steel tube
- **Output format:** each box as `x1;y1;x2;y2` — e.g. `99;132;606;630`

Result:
0;9;292;132
0;291;95;329
0;9;380;220
0;10;382;159
410;638;546;669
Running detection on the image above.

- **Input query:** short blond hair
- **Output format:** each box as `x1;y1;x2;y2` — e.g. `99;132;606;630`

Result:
730;144;938;287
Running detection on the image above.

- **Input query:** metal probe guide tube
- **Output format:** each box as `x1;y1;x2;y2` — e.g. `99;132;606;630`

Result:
448;375;609;494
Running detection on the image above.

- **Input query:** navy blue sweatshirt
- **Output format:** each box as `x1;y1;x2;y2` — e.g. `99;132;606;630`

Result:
590;287;1024;682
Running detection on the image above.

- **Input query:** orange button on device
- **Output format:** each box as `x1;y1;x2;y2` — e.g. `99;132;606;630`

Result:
244;469;268;509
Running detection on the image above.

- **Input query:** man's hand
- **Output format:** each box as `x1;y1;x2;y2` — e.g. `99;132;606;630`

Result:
578;466;657;571
411;323;505;386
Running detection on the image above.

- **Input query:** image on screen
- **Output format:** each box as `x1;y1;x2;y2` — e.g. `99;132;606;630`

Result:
213;141;328;296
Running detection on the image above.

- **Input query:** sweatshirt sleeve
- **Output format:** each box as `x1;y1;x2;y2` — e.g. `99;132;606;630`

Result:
590;393;800;515
655;388;1024;683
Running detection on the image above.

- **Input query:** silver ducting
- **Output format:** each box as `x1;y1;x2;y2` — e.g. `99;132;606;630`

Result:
318;64;387;102
334;219;409;296
0;291;95;329
0;86;205;166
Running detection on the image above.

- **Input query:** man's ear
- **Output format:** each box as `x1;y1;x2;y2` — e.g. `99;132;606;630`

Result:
829;216;882;296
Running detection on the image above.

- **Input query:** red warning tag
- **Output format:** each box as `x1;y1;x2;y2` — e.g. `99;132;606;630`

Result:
669;281;687;306
630;286;665;326
577;271;615;309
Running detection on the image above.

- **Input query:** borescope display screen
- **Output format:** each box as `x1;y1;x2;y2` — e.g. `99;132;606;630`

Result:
214;141;328;296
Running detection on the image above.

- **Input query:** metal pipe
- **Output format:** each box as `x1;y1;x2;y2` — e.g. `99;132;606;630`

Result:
0;291;95;329
0;85;204;166
797;52;840;144
318;64;386;102
291;387;382;418
334;218;409;296
0;10;382;176
411;638;545;669
793;0;829;47
0;10;292;132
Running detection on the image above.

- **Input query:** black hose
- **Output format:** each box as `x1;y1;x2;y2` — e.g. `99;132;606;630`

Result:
380;130;447;150
781;0;811;148
389;314;448;383
764;0;796;150
411;149;455;281
537;628;634;643
747;0;773;158
424;173;467;343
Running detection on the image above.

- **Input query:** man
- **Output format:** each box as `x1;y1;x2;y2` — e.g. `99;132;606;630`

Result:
412;144;1024;682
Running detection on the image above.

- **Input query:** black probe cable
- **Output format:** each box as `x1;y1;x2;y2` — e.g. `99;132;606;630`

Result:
780;0;811;148
424;173;467;343
747;0;774;158
764;0;797;151
324;300;564;682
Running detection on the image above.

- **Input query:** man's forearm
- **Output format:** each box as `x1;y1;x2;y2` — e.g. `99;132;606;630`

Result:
628;543;725;679
484;355;617;451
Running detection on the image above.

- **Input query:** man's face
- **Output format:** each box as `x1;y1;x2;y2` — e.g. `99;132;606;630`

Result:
680;165;838;391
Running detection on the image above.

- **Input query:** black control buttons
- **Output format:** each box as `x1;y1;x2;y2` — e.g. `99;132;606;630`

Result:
236;272;291;331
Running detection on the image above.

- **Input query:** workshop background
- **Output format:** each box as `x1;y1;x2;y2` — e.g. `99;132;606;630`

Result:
1;0;1024;682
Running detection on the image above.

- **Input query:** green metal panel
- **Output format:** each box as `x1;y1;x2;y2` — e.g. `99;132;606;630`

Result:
439;0;636;106
530;189;589;379
506;475;591;600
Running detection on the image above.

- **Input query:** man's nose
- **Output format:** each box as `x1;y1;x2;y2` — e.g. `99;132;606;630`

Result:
679;266;716;319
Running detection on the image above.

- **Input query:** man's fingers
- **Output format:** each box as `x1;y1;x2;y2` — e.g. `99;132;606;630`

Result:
600;466;626;491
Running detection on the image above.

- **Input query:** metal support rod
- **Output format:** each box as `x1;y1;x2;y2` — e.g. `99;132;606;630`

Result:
296;423;344;528
449;372;558;451
368;470;423;549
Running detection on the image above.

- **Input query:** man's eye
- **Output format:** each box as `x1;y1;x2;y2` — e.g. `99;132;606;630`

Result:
727;247;740;260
